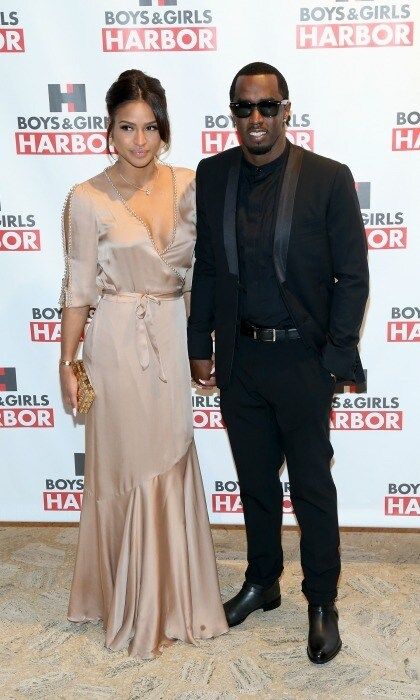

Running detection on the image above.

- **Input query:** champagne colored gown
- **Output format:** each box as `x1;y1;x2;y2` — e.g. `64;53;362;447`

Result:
60;166;228;658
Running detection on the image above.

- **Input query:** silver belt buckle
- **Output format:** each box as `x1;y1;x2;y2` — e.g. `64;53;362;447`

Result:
253;328;257;340
271;328;276;342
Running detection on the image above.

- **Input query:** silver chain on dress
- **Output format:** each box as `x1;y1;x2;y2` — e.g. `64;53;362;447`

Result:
59;183;79;307
104;164;185;283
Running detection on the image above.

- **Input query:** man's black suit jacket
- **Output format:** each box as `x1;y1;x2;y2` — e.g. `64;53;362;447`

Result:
187;143;369;388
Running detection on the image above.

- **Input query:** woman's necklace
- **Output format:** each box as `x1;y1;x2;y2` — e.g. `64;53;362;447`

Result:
117;162;160;195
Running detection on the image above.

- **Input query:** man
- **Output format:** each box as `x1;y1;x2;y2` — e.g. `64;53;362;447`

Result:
188;62;368;663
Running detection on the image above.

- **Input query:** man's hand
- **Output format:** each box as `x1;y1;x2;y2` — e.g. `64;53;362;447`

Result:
190;359;217;388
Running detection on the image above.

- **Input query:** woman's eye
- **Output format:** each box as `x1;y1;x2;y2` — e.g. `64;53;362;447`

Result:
146;124;158;131
120;125;133;131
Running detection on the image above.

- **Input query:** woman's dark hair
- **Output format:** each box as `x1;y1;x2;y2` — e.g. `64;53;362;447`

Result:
106;69;170;153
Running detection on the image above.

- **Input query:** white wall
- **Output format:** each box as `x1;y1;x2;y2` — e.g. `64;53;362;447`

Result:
1;0;419;525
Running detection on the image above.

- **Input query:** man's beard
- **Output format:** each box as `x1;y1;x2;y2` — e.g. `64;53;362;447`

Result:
244;132;280;156
245;142;274;155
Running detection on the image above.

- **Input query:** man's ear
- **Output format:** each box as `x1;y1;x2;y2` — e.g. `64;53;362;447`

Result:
284;102;291;126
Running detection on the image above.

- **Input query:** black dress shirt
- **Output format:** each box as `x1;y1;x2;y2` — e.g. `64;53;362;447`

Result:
236;140;292;327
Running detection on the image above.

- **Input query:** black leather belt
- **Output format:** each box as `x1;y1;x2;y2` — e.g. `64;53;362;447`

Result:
241;320;300;342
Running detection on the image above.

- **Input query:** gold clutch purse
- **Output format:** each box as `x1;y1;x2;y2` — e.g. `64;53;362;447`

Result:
72;360;95;414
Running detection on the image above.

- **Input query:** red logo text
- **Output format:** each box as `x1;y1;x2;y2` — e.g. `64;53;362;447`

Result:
384;496;420;516
0;408;54;428
102;27;217;52
0;28;24;52
15;132;108;155
30;322;61;342
0;229;40;251
392;128;420;151
212;493;293;514
296;22;413;49
193;409;225;429
43;492;83;511
329;410;402;430
366;227;407;250
201;130;314;154
387;322;420;342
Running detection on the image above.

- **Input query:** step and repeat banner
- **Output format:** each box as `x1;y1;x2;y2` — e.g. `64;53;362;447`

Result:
0;1;419;526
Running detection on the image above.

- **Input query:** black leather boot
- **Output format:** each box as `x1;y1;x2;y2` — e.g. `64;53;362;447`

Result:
223;580;281;627
307;602;342;664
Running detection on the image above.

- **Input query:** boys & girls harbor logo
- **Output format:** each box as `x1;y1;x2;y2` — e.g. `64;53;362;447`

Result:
201;112;315;155
30;306;63;343
193;391;224;429
385;483;420;516
330;393;403;430
296;1;414;48
0;201;40;251
356;182;407;250
29;306;94;342
0;367;54;428
212;480;293;514
0;11;24;52
43;453;85;511
15;84;109;155
392;110;420;151
387;306;420;341
193;379;404;432
102;0;217;52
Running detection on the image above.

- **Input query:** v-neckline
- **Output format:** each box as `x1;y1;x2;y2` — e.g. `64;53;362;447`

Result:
104;165;185;283
104;164;178;257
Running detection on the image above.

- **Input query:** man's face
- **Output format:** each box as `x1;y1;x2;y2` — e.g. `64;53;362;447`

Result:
232;74;290;162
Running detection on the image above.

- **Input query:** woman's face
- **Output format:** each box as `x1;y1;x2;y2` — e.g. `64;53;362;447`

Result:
111;99;162;168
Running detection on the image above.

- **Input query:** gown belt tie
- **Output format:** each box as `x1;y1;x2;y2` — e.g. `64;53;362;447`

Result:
101;290;183;383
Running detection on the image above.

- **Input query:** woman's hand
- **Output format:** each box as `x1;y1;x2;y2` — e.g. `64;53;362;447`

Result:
60;305;90;417
60;365;78;416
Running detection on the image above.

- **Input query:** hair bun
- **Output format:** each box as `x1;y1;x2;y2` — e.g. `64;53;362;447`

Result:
118;69;141;81
105;69;171;151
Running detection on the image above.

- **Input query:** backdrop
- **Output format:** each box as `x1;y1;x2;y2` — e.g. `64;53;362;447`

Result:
1;0;419;526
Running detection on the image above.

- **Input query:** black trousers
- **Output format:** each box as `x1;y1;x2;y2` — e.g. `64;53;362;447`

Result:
220;335;340;606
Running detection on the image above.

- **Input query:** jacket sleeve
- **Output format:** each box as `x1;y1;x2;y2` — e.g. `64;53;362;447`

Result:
187;160;216;359
320;163;369;380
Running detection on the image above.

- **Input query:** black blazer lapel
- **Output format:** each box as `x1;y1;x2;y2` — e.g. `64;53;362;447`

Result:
273;144;304;284
223;149;241;276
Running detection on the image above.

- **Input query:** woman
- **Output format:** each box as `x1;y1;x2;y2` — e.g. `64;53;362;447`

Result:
59;69;228;658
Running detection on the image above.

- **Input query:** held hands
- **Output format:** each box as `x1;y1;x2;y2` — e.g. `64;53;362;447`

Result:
59;365;78;417
190;359;217;389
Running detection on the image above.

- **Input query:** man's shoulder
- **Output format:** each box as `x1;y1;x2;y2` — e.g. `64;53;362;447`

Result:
299;145;343;176
197;146;241;175
196;144;348;180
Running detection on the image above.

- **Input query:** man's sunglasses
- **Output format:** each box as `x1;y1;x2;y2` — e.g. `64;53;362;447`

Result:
230;99;289;119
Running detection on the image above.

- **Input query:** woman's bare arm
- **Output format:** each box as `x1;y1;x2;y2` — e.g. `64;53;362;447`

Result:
59;305;90;414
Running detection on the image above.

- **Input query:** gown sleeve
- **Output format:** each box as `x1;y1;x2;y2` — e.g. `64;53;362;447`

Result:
59;183;99;308
181;175;196;317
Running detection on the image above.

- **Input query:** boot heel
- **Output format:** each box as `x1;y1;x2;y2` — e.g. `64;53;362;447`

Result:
263;596;281;612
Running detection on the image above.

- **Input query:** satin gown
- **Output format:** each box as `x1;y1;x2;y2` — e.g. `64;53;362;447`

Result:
60;166;228;658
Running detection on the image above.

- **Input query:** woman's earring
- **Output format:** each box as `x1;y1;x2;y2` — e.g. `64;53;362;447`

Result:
157;141;169;158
